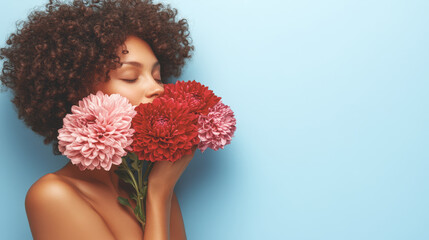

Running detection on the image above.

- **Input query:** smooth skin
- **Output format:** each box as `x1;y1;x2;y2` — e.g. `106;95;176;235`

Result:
25;36;192;240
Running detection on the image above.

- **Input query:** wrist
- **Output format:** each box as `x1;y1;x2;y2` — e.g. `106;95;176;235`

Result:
147;183;174;202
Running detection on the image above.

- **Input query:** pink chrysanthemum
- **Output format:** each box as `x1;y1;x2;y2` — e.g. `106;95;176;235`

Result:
58;91;136;171
197;101;237;152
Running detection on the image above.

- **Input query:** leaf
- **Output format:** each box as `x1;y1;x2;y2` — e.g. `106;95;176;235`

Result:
115;169;135;187
134;204;144;221
128;152;139;161
130;193;138;202
130;156;145;172
117;196;132;208
131;158;140;171
116;162;127;172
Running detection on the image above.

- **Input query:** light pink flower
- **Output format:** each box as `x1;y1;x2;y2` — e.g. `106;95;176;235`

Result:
197;101;237;152
58;91;136;171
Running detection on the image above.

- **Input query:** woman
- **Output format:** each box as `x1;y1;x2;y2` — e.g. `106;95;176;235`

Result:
0;0;195;239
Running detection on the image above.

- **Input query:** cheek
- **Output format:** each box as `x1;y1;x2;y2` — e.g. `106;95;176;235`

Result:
97;82;142;105
118;89;142;106
128;96;143;106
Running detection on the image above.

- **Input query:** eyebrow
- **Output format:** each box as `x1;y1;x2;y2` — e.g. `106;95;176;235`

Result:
121;61;160;70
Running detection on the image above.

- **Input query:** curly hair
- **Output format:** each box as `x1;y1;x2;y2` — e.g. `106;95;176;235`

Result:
0;0;194;154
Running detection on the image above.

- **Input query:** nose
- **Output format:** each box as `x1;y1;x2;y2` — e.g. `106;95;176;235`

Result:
143;77;164;103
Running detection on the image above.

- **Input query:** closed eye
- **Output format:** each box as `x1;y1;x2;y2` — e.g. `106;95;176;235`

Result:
121;78;137;83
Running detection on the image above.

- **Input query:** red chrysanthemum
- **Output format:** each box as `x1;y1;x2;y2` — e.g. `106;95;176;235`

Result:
163;80;221;115
131;97;199;162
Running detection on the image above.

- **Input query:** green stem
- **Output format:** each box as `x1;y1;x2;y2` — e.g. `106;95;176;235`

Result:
118;157;155;233
121;159;139;191
121;158;144;225
141;161;153;232
143;162;154;180
138;162;143;192
137;163;144;226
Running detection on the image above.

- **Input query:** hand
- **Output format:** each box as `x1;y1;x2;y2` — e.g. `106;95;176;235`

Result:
148;148;196;198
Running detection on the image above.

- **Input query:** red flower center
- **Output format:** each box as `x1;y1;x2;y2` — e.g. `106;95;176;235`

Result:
189;93;202;108
154;116;169;128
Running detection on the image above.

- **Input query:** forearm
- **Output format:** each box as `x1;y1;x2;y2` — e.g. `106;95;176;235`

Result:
144;189;173;240
170;192;186;240
144;152;194;240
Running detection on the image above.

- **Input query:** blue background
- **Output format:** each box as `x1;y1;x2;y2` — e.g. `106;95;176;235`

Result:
1;0;428;239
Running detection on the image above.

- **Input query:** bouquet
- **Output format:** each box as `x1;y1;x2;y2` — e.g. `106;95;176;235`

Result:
57;80;236;233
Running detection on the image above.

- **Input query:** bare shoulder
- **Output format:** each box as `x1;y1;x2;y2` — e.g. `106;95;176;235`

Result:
25;173;115;240
25;173;84;212
26;173;75;203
